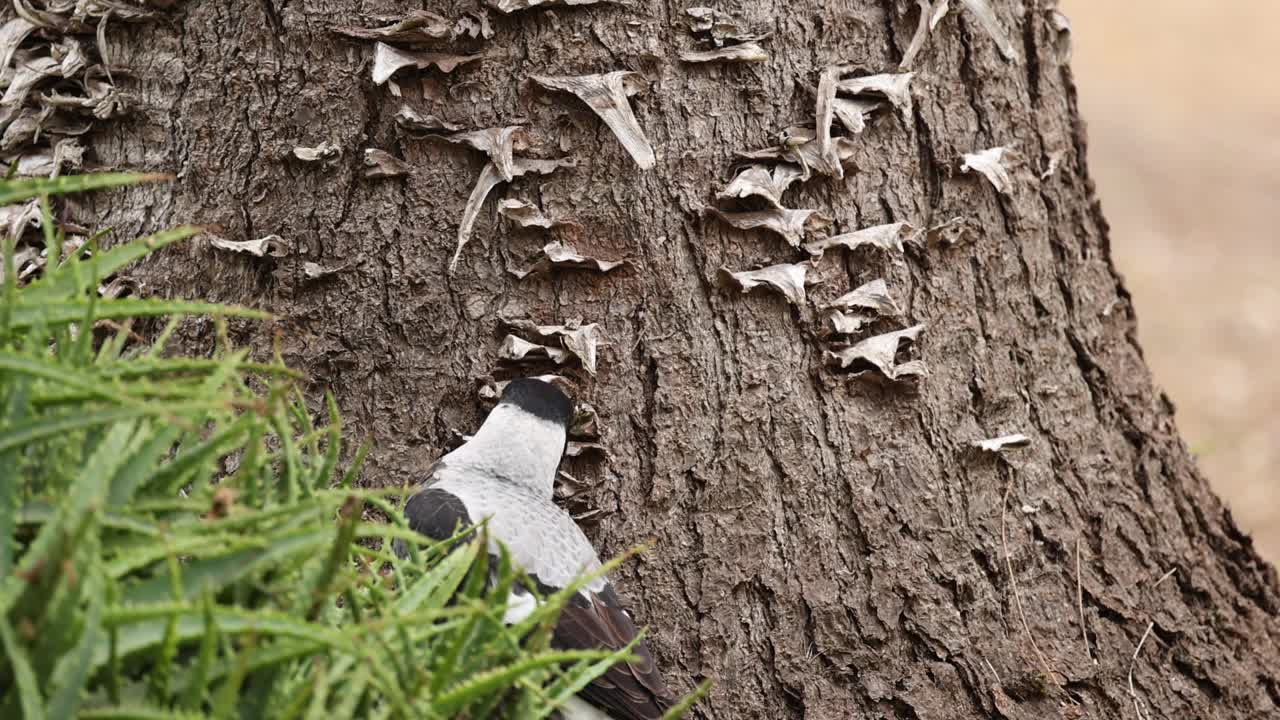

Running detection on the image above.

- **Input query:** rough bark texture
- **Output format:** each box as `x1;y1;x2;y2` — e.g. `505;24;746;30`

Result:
46;0;1280;717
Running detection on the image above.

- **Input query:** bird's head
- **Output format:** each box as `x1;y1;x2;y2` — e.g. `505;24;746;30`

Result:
496;376;575;430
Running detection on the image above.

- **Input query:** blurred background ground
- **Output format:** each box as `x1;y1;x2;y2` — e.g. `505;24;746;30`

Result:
1065;1;1279;561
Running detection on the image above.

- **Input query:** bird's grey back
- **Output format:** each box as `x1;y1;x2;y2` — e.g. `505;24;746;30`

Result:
432;471;605;593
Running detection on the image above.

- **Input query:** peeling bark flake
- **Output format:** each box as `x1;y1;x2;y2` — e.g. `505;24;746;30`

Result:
363;148;410;178
832;97;883;134
836;72;915;115
957;0;1019;62
827;311;869;336
371;43;484;85
331;11;452;43
500;317;604;375
972;434;1032;453
961;146;1016;194
532;72;656;170
901;0;950;69
804;221;913;259
825;324;927;380
488;0;608;13
208;234;288;258
293;141;341;162
427;126;529;182
717;164;803;208
716;263;810;306
498;199;578;230
451;156;575;273
815;65;849;179
737;127;856;180
679;42;768;64
821;278;901;317
395;104;462;135
510;240;626;279
0;18;37;70
706;206;829;248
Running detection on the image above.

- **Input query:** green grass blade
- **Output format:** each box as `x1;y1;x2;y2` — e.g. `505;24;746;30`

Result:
662;679;712;720
46;579;105;719
0;617;46;720
6;298;269;330
432;650;616;715
0;173;172;205
0;422;132;614
20;226;197;306
78;706;213;719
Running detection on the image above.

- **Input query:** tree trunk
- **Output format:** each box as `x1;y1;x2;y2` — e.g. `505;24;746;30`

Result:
56;0;1280;717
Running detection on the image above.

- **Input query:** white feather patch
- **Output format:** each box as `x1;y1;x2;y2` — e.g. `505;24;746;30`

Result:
502;590;539;624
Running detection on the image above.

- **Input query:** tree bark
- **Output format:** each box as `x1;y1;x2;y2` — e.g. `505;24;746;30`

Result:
52;0;1280;717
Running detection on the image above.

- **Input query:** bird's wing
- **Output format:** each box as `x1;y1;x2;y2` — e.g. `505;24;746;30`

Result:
553;583;673;720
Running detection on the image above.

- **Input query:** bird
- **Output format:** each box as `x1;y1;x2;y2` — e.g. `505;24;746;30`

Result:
399;377;672;720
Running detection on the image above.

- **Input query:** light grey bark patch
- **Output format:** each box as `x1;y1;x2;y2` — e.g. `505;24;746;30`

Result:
717;164;803;208
564;440;606;459
820;279;901;317
685;6;759;46
363;148;410;178
509;240;626;279
292;141;341;163
1041;150;1065;181
531;72;655;170
961;146;1016;194
971;434;1032;453
570;401;600;439
207;234;288;258
804;222;913;260
925;216;977;246
706;206;830;248
427;126;529;182
824;324;927;380
679;42;768;64
835;72;915;116
331;11;452;43
716;263;810;306
451;156;575;273
1047;9;1072;64
500;317;604;376
395;104;462;135
302;261;357;280
371;42;485;85
956;0;1019;62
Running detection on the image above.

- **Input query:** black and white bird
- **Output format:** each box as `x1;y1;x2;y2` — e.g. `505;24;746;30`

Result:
400;377;672;720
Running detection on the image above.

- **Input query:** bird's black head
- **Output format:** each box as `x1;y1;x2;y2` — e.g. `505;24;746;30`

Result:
499;377;574;428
